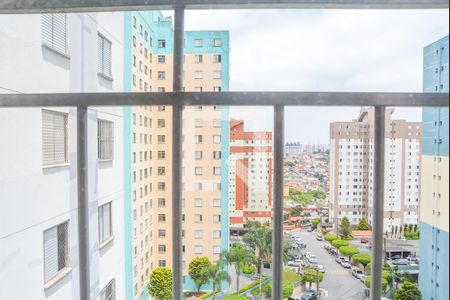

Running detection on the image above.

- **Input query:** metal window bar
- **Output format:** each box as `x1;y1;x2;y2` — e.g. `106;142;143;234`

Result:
0;1;449;300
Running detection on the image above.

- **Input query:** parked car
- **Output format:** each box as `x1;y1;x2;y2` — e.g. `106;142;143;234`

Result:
360;238;369;244
301;290;318;300
316;235;324;241
336;256;346;265
359;274;367;282
392;259;409;266
391;255;402;260
307;227;314;232
308;257;318;265
341;261;352;269
316;264;325;273
352;269;364;279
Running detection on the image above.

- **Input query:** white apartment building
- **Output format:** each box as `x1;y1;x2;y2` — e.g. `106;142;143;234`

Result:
329;108;421;232
0;12;125;299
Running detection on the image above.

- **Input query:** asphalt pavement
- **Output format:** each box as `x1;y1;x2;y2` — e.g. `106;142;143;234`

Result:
289;229;367;300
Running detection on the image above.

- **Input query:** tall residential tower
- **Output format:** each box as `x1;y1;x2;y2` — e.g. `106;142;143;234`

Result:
420;35;449;300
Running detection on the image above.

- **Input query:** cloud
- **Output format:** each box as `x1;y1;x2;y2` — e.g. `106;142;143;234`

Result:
175;9;449;142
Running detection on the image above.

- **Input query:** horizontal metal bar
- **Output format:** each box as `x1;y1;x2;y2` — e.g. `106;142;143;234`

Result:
0;92;448;107
0;0;447;14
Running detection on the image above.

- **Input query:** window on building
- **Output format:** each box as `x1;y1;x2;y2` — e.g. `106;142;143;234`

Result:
194;71;203;79
195;135;203;144
41;14;68;55
158;135;165;143
99;202;113;244
42;109;68;166
158;40;166;48
195;230;203;238
194;39;203;47
214;86;222;92
158;55;166;63
158;245;167;253
213;151;222;160
98;119;114;160
213;38;222;47
213;54;222;63
97;34;112;78
213;167;221;176
100;279;116;300
195;167;203;176
158;119;165;128
195;118;203;127
195;246;203;254
213;199;221;207
158;71;166;80
213;71;222;79
195;54;203;63
44;221;69;283
213;135;221;144
158;214;166;222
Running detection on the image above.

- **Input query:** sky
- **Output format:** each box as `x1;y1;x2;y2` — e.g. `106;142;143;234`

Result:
165;9;449;143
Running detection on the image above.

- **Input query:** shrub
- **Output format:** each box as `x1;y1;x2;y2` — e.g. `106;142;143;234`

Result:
332;239;349;249
343;236;354;241
324;234;339;242
148;267;173;300
199;291;216;299
242;264;255;275
339;246;360;259
222;295;247;300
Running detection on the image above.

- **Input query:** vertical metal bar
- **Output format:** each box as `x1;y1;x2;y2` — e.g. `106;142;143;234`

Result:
370;106;386;300
272;105;285;300
172;4;184;300
77;105;90;300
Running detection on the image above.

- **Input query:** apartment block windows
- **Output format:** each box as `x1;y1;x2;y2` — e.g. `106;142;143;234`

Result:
158;198;166;207
194;39;203;47
158;151;166;159
158;55;166;64
195;119;203;127
158;167;166;176
213;54;222;63
43;221;69;284
195;55;203;63
214;86;222;92
195;135;203;144
194;71;203;79
213;167;221;176
195;151;203;160
213;151;222;160
41;14;68;55
195;230;203;238
100;279;116;300
158;119;166;128
98;119;114;160
213;199;221;207
213;71;222;79
213;38;222;47
158;40;166;48
157;135;166;144
195;167;203;176
194;199;203;207
97;34;112;78
42;110;68;166
158;71;166;80
213;230;221;238
98;202;113;244
213;119;221;127
158;245;167;254
195;214;203;223
213;135;221;144
213;215;221;223
158;214;166;222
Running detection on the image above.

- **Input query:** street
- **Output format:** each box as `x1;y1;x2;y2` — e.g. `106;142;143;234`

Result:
290;229;367;300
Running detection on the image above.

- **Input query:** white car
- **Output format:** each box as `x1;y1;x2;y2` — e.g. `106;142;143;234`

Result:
308;257;318;265
316;264;325;273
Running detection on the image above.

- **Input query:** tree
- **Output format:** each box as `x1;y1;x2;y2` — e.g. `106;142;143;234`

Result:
332;239;349;249
324;234;339;243
243;225;272;275
221;243;256;295
340;217;351;237
339;246;360;260
290;205;303;217
302;269;324;289
188;256;212;293
262;281;294;298
394;282;421;300
148;267;173;300
311;218;321;229
394;226;399;238
364;276;389;293
206;262;231;300
357;218;370;230
352;254;371;272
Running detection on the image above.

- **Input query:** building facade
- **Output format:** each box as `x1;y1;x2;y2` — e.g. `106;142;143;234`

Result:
0;12;125;299
419;35;449;300
329;108;422;232
229;120;273;227
123;11;230;299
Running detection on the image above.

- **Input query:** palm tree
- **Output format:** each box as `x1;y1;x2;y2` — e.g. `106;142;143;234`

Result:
221;243;256;295
206;262;231;300
243;225;272;275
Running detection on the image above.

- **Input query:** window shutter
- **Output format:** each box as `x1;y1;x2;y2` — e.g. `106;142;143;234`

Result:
52;14;67;54
104;38;112;76
57;222;68;270
103;202;111;240
98;35;104;74
42;110;67;166
44;227;58;282
53;112;67;164
41;14;53;49
42;110;55;165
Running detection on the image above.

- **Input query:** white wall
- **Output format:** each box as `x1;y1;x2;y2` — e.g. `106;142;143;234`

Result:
0;12;125;300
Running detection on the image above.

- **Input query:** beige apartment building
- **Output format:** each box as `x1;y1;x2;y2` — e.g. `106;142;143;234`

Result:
329;108;422;233
125;11;230;299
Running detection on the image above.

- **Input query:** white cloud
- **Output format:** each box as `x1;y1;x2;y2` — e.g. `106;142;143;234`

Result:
176;9;449;143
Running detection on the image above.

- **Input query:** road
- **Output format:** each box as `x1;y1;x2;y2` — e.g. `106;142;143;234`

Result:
289;229;367;300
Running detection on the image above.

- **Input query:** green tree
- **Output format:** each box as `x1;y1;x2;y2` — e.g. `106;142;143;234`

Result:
352;254;371;272
340;217;351;237
332;239;349;249
261;281;294;298
221;243;256;295
311;218;321;229
324;234;339;243
148;267;173;300
290;205;303;217
243;225;272;275
364;276;389;293
394;282;421;300
205;262;231;300
339;246;360;260
188;256;212;293
312;190;326;199
302;269;324;289
357;218;370;230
